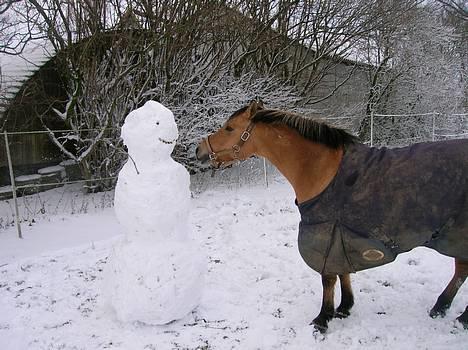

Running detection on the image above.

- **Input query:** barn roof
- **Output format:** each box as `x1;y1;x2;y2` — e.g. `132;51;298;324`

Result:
0;40;54;128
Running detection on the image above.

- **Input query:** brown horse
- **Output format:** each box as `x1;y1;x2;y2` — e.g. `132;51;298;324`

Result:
195;100;468;332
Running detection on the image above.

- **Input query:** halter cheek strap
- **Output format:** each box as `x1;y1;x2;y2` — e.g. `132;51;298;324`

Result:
203;122;255;168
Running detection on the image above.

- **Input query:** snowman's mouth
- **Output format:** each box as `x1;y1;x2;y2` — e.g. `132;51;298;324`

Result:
158;137;177;144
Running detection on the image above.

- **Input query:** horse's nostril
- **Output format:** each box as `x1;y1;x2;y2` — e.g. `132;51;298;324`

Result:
195;147;210;164
195;145;207;162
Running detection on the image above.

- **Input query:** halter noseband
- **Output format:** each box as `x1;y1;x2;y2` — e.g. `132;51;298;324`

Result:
203;122;255;169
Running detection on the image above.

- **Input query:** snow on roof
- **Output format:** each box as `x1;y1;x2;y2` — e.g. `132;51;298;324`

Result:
0;40;54;122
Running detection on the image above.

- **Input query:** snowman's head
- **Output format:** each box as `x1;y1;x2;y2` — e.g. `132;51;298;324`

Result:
121;101;178;160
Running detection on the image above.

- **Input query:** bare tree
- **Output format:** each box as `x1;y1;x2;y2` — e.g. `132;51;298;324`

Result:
358;3;465;144
439;0;468;111
228;0;420;106
5;0;458;183
435;0;468;20
0;0;46;55
42;39;155;190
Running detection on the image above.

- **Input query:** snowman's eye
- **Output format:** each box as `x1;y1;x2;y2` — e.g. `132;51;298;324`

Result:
156;121;160;125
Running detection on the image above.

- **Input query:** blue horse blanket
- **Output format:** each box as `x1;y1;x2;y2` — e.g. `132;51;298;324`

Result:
297;139;468;275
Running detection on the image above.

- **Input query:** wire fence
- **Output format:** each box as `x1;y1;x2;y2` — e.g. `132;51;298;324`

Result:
1;112;467;238
370;112;468;146
0;127;121;237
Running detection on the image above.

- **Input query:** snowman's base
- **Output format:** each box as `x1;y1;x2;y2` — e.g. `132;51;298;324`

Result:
103;237;204;325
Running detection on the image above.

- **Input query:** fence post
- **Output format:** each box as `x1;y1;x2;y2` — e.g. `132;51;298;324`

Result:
432;113;436;142
3;131;22;239
370;110;374;147
263;158;269;188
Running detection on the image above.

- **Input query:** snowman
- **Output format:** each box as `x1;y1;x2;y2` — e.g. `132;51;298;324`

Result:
104;101;205;325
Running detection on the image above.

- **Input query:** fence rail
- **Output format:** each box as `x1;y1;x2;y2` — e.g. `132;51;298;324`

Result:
3;127;120;136
13;177;118;190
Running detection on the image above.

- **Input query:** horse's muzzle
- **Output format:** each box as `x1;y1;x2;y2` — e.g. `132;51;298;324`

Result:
195;144;210;164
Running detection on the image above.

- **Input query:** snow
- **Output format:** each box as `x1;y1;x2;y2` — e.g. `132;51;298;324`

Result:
105;101;205;325
0;209;122;265
0;186;12;194
14;174;42;182
104;238;204;325
0;179;467;349
37;165;65;175
59;160;78;166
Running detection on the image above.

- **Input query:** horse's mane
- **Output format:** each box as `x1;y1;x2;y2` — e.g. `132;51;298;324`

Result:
252;109;358;149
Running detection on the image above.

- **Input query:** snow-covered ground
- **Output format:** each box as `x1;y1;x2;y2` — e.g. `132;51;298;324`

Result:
0;179;467;349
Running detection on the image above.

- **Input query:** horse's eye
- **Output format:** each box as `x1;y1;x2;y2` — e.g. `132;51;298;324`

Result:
225;126;234;132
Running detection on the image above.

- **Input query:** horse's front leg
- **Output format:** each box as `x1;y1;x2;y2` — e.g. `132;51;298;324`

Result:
312;274;337;332
336;273;354;318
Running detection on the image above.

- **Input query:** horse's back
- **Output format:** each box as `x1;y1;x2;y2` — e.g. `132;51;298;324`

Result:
349;139;468;258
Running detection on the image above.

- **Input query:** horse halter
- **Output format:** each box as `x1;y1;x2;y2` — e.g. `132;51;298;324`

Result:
202;122;255;169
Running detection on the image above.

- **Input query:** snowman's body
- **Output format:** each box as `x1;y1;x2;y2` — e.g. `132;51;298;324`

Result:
104;101;204;325
114;152;191;241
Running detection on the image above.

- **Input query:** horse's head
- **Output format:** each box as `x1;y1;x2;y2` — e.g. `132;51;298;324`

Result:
196;100;264;168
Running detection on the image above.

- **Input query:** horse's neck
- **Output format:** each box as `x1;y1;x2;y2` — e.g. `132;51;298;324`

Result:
255;125;343;203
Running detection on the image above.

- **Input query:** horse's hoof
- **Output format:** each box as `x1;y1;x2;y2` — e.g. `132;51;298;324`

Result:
310;317;329;333
335;309;350;319
312;322;328;334
456;314;468;329
456;318;468;330
430;307;447;318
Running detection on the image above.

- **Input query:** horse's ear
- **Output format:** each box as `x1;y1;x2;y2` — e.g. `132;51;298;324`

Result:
247;99;264;119
256;99;264;110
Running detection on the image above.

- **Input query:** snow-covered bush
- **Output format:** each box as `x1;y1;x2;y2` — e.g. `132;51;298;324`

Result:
47;38;305;182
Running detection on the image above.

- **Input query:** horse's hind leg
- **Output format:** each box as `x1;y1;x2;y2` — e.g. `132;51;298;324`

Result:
312;274;337;332
430;258;467;318
335;273;354;318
